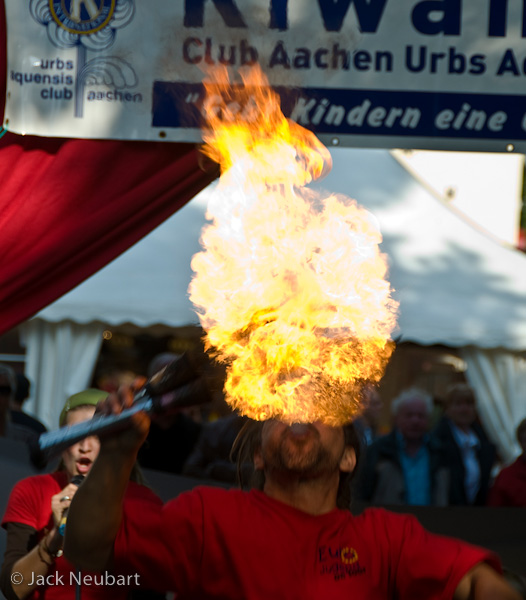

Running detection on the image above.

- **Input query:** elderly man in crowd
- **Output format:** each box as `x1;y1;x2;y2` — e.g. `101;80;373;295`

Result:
358;386;449;506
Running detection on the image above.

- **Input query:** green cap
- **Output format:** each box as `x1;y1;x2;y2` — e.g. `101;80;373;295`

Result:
59;388;107;427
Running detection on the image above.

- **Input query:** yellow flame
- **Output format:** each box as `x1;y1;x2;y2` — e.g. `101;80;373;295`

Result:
189;66;398;425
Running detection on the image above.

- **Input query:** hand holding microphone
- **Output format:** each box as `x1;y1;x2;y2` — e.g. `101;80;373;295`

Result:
47;475;85;559
57;475;85;536
51;482;79;529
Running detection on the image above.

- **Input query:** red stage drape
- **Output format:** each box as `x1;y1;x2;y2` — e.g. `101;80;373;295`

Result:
0;1;215;335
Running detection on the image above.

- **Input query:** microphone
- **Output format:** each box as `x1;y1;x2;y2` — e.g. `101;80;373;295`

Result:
58;475;85;536
30;353;210;469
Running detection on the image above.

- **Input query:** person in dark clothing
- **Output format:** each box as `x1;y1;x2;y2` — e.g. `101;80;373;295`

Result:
138;412;202;474
182;414;249;483
137;353;203;474
352;383;383;448
10;374;47;437
0;363;16;437
432;383;496;506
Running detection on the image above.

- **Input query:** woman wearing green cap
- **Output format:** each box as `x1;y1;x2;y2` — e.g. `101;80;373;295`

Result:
0;389;161;600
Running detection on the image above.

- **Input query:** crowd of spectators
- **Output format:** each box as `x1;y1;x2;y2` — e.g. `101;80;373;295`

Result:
0;360;524;599
0;358;524;507
354;382;525;508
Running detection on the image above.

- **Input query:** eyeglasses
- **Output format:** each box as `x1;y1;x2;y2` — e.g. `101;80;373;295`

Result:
0;386;12;395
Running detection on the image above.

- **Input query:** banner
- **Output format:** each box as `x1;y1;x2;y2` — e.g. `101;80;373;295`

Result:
5;0;526;151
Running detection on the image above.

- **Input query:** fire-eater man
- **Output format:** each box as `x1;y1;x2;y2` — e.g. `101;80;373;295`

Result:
63;387;521;600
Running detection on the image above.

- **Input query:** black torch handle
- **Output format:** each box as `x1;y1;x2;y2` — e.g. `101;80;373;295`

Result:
31;354;208;469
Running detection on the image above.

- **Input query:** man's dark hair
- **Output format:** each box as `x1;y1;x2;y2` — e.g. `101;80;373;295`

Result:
232;420;361;510
14;374;31;405
444;382;475;406
338;423;362;508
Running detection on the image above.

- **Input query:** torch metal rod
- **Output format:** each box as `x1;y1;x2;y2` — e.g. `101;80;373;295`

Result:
36;396;154;462
31;354;209;469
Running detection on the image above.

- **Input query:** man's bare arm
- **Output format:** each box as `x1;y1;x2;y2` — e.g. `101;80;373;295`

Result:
63;388;149;572
454;563;522;600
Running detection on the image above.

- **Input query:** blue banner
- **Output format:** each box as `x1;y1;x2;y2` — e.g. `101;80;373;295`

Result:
153;82;526;142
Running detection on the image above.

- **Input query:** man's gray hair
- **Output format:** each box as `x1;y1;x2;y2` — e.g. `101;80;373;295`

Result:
391;386;433;416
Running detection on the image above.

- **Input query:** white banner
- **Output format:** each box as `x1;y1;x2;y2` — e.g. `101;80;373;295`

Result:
5;0;526;151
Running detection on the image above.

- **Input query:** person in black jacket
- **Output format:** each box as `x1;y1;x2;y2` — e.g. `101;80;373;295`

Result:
137;353;203;475
182;413;249;484
10;374;48;439
432;383;496;506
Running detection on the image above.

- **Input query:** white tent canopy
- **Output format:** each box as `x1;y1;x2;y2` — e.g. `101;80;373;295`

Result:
314;149;526;350
32;148;526;348
23;148;526;460
32;189;209;329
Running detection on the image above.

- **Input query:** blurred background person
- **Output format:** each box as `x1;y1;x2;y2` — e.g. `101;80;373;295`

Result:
352;383;384;448
358;386;449;506
487;417;526;507
10;374;47;440
0;388;162;600
432;383;496;506
137;353;203;475
182;413;249;484
0;363;16;437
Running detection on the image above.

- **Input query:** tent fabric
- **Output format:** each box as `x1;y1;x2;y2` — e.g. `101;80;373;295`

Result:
461;347;525;464
0;1;215;335
0;135;212;334
27;148;526;459
318;149;526;351
34;188;211;328
35;147;526;351
21;319;104;429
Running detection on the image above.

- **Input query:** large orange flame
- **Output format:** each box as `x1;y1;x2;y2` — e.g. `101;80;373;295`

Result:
189;66;398;425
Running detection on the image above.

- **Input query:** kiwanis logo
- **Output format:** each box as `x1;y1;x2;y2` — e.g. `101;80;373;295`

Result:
50;0;116;35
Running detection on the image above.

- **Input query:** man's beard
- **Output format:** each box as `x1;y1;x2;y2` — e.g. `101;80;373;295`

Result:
263;425;340;477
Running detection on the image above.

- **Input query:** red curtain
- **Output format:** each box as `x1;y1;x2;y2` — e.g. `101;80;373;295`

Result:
0;2;215;335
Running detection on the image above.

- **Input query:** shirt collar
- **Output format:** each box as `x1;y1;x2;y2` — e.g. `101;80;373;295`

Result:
449;422;480;449
395;429;429;451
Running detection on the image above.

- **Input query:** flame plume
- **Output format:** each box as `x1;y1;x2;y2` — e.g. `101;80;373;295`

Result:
189;66;398;425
